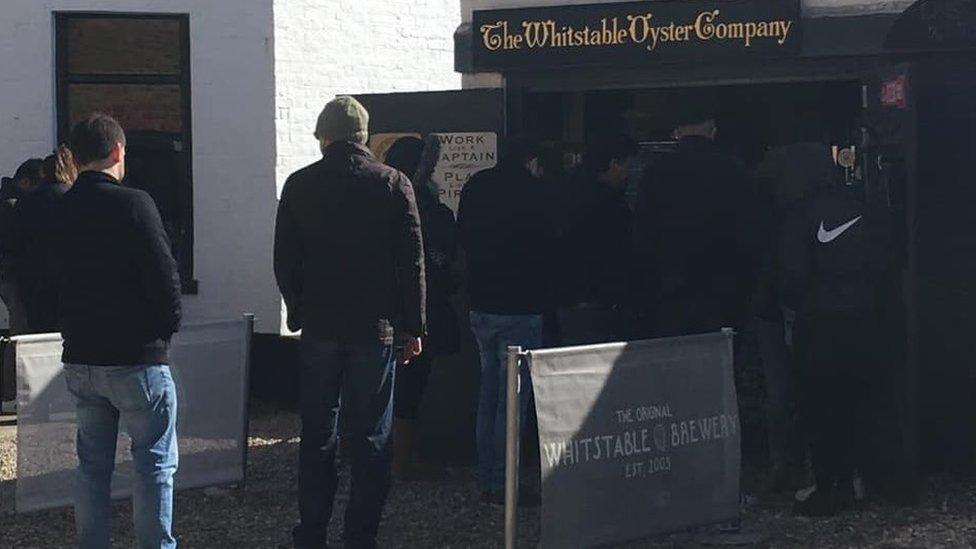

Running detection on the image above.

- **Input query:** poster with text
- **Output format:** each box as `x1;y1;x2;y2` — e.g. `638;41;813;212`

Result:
430;132;497;215
529;331;740;548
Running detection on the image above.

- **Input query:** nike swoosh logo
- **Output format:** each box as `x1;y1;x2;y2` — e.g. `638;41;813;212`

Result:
818;216;862;243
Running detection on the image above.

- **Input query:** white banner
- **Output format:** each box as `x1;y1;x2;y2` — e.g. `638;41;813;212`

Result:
528;331;740;548
14;318;252;512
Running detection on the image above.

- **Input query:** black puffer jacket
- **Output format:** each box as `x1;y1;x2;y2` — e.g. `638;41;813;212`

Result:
274;141;426;342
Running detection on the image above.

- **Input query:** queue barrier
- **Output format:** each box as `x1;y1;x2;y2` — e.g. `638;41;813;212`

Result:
13;315;253;512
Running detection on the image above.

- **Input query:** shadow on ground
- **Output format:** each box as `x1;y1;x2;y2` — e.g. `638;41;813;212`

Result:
2;404;976;548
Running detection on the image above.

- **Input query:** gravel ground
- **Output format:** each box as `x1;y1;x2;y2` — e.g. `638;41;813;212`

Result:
2;406;976;548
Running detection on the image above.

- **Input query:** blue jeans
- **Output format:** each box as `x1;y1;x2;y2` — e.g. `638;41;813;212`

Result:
64;364;179;549
293;338;395;549
469;312;543;494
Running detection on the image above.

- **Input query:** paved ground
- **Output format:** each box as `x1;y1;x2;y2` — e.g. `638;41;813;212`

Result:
2;406;976;548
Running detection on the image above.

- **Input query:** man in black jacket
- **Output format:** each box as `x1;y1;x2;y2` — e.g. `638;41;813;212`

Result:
274;96;425;549
557;134;639;345
60;113;182;548
633;113;758;337
457;137;554;505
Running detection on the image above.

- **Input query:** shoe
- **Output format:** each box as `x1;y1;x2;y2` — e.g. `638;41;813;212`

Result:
793;488;838;517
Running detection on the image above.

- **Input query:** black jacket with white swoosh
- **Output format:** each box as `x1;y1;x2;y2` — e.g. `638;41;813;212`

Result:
780;185;892;315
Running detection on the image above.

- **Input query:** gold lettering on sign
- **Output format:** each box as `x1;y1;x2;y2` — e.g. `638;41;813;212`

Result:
480;21;506;51
478;7;796;54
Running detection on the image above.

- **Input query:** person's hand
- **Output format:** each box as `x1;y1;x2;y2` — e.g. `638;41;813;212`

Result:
399;337;422;365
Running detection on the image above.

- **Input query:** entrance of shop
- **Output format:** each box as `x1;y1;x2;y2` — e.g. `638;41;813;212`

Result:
521;79;871;459
522;79;864;181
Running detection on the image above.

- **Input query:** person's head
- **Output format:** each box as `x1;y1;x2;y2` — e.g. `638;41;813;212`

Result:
672;99;719;141
42;145;77;187
384;136;424;180
8;158;44;194
314;96;369;154
537;142;566;182
500;136;542;178
584;134;639;189
69;113;127;181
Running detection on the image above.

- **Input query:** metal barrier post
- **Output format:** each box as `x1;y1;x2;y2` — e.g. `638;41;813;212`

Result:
241;314;255;487
504;346;523;549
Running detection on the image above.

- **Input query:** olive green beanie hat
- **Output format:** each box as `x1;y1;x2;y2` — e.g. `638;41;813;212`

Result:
315;96;369;145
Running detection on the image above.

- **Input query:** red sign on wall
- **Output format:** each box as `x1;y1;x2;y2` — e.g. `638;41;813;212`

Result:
881;75;908;109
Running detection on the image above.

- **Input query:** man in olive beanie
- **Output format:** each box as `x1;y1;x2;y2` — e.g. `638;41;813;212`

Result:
314;95;370;148
275;96;426;549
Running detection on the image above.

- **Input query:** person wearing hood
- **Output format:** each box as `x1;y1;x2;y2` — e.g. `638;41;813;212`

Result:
780;145;895;516
383;135;460;480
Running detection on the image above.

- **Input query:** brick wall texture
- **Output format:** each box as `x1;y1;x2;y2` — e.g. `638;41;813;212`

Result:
273;0;463;193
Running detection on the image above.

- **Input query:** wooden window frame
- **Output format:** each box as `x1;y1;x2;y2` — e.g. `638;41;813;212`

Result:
55;12;197;294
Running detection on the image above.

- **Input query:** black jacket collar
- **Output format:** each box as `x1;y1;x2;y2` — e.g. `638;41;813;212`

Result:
74;170;121;188
322;141;373;163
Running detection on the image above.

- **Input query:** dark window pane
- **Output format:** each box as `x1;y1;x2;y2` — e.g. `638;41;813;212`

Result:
69;83;182;133
66;18;181;75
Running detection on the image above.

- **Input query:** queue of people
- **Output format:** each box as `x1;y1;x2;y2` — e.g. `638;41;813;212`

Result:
0;95;897;547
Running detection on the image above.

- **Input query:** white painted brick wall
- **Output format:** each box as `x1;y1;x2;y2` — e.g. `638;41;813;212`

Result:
273;0;463;193
0;1;463;336
0;0;281;333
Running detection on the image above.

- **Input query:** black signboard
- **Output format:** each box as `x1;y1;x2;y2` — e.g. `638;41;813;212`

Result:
472;0;801;71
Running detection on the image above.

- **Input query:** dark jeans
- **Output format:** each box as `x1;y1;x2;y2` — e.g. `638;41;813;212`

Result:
796;313;879;493
293;337;395;549
469;311;543;494
754;315;796;472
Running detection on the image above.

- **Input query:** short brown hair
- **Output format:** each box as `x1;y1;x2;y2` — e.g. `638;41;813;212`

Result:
69;113;126;165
